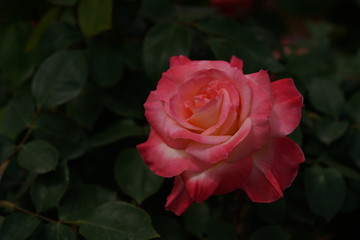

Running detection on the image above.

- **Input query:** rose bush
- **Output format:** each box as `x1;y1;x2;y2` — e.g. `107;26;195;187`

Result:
137;55;304;215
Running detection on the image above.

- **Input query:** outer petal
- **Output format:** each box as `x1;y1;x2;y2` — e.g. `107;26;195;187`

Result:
227;76;272;162
182;156;253;202
245;70;271;93
137;130;210;178
165;176;194;216
170;55;191;67
156;59;235;98
270;78;303;137
230;56;243;69
144;92;188;149
242;137;304;202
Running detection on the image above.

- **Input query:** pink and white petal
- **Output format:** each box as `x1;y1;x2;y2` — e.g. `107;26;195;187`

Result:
230;56;244;70
165;176;194;216
144;92;188;149
202;83;240;136
146;90;227;148
242;137;304;202
228;73;252;123
270;78;303;138
137;130;210;178
165;69;232;131
156;60;232;97
182;156;253;202
170;127;231;145
170;55;191;68
185;118;252;164
227;115;271;162
187;95;222;129
226;79;273;161
245;70;271;92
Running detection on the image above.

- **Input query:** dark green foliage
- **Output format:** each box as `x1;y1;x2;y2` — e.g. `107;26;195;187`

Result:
0;0;359;239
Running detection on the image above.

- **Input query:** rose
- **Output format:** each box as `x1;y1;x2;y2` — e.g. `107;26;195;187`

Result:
137;56;304;215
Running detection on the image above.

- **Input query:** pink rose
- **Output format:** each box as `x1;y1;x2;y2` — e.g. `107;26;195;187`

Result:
137;56;304;215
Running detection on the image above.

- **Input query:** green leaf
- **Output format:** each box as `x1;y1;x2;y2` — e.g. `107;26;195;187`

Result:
318;155;360;181
174;6;217;21
0;93;35;139
0;135;14;162
196;17;283;72
104;97;143;119
315;118;348;144
31;50;88;108
25;7;61;51
304;165;346;221
79;201;158;240
115;148;163;204
47;0;77;6
309;79;345;117
0;213;41;240
0;22;34;86
249;226;291;240
35;223;76;240
33;114;88;160
91;120;143;147
349;129;360;169
183;203;210;238
152;216;189;240
31;162;69;212
59;185;117;221
18;140;59;174
205;218;237;240
143;22;190;81
78;0;112;37
255;198;287;224
346;91;360;123
140;0;173;21
207;37;283;73
66;83;103;128
89;39;124;87
36;22;83;61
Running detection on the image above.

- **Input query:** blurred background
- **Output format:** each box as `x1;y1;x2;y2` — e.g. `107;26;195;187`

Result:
0;0;359;239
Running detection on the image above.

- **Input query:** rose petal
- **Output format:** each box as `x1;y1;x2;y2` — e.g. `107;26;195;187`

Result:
157;60;234;98
182;156;253;202
165;176;194;216
145;90;231;147
227;78;272;161
242;137;304;202
245;70;271;93
230;55;244;69
202;81;240;136
144;92;189;149
170;55;191;68
187;95;222;129
137;130;210;177
185;118;252;164
270;78;303;137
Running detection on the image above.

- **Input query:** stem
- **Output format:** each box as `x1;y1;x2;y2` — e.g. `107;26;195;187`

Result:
0;201;57;224
0;108;40;181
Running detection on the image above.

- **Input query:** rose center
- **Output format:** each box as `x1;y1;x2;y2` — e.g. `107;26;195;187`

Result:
184;85;223;129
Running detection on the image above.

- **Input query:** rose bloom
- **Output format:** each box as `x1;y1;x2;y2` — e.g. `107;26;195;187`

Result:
137;56;304;215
